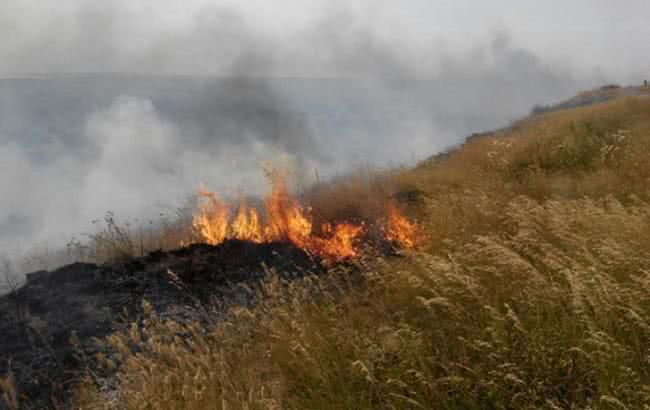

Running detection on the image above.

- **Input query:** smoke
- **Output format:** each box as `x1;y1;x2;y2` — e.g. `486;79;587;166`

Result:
1;1;646;271
169;76;324;162
0;90;319;255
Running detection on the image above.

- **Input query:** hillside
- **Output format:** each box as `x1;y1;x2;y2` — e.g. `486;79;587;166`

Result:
1;73;575;255
2;91;650;409
530;83;650;115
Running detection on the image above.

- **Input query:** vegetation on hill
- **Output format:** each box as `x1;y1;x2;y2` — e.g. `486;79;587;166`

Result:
5;95;650;409
530;83;650;115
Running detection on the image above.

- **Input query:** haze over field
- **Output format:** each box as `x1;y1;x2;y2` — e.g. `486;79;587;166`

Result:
1;0;649;259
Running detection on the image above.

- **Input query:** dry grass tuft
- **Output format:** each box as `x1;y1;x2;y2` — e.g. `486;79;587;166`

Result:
0;366;18;410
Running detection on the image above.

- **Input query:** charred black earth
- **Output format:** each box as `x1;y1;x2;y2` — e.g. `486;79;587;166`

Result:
0;240;326;409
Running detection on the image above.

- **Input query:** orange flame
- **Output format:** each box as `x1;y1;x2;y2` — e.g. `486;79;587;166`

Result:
385;202;420;249
192;171;364;261
193;188;230;244
231;202;263;243
193;171;421;261
263;170;313;245
315;223;365;259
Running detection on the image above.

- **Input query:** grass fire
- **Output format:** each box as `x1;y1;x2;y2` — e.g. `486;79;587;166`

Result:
192;168;419;262
3;84;650;410
2;2;650;406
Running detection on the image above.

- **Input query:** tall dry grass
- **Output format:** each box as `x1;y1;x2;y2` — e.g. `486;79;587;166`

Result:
68;95;650;409
10;201;198;275
87;205;196;264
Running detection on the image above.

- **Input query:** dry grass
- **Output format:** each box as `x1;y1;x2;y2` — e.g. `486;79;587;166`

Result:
69;95;650;409
0;367;18;410
303;166;403;223
87;206;196;264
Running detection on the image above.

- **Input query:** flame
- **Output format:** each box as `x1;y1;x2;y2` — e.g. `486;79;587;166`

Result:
193;188;230;244
385;202;420;249
263;170;313;245
193;171;421;261
316;223;365;259
231;202;263;243
192;171;364;261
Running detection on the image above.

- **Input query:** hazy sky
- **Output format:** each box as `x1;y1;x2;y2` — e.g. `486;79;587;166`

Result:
1;0;649;271
0;0;648;79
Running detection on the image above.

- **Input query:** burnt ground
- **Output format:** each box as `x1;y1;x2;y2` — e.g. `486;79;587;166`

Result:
0;240;327;409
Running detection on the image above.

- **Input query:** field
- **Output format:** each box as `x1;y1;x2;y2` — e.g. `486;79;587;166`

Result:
5;95;650;409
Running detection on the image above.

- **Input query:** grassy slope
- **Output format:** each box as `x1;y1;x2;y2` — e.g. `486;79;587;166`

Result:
75;96;650;409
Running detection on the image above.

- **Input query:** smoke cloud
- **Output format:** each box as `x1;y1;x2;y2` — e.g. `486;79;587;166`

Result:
1;0;648;272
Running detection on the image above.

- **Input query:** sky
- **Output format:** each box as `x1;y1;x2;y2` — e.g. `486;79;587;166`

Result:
0;0;648;78
0;0;649;273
